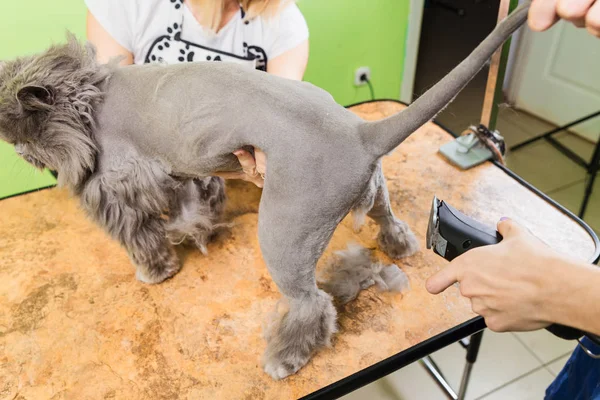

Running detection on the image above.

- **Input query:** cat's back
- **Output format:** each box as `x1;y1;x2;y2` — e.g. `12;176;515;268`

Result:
96;61;360;151
104;61;341;115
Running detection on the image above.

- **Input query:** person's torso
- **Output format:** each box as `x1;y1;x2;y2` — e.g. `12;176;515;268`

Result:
133;0;276;70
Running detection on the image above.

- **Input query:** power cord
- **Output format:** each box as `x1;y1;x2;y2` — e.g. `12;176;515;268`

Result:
360;73;375;101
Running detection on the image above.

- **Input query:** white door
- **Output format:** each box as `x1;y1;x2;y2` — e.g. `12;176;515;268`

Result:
508;21;600;142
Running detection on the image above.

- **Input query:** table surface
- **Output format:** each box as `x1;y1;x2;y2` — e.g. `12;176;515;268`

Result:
0;101;596;400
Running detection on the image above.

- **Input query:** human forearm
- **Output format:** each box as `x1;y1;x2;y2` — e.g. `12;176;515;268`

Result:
266;40;309;80
86;11;133;65
542;257;600;336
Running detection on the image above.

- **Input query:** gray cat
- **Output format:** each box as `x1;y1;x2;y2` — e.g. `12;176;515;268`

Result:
0;2;530;380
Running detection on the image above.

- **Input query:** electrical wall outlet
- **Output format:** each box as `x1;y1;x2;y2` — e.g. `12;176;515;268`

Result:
354;66;371;86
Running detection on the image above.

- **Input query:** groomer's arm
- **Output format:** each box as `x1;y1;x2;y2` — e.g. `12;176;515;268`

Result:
426;219;600;336
267;40;309;80
86;11;134;65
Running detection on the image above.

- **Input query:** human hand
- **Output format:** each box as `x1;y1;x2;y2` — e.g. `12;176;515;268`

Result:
214;147;266;188
529;0;600;37
425;218;575;332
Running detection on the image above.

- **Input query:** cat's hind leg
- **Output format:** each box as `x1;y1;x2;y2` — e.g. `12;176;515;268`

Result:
353;161;419;259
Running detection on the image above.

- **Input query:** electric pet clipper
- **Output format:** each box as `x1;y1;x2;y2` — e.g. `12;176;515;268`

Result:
426;195;587;341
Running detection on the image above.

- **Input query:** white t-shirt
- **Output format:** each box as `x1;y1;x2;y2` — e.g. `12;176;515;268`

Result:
85;0;309;70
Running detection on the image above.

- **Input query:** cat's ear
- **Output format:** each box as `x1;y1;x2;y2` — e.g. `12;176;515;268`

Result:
16;85;55;112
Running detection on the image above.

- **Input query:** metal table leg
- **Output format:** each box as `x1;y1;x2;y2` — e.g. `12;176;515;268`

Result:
508;113;600;220
419;331;485;400
580;137;600;219
457;331;483;399
421;355;458;399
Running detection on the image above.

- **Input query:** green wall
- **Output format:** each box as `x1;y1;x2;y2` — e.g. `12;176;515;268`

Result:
0;0;88;198
0;0;409;198
298;0;409;106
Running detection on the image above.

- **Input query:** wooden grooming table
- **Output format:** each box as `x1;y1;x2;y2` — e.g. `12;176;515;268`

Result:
0;100;597;400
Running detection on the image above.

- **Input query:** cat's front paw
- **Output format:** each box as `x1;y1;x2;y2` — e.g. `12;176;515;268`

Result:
263;357;305;380
135;262;181;284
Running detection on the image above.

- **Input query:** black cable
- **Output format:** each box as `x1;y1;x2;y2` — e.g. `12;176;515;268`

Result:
365;78;375;101
358;73;375;101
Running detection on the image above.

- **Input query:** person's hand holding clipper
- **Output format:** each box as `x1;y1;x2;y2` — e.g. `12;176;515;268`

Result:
426;210;600;337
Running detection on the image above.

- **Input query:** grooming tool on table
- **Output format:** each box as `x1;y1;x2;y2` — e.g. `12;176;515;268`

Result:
426;195;597;343
439;124;506;169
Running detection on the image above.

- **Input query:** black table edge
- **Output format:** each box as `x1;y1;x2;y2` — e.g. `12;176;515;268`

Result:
0;183;57;201
300;317;486;400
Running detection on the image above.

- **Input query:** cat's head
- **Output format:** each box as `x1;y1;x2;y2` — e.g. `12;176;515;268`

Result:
0;34;110;190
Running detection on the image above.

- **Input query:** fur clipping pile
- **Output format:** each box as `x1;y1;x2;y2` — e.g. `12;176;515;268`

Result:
319;243;410;304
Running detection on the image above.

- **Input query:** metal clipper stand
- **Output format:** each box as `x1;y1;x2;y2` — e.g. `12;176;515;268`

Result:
509;111;600;219
418;0;519;398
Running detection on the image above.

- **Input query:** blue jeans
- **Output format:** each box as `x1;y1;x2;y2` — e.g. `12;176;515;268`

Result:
545;337;600;399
